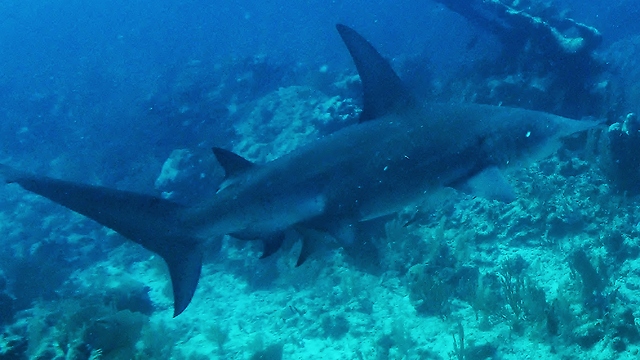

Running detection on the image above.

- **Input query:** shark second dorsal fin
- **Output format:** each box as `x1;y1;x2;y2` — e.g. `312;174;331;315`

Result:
336;24;415;122
212;147;254;179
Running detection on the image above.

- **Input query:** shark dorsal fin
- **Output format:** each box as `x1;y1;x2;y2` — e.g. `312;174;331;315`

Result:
212;147;254;179
336;24;415;122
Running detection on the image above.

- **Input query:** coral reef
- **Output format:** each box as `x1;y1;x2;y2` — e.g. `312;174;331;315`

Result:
600;113;640;193
0;273;15;327
154;147;224;203
232;85;358;162
435;0;607;118
435;0;601;56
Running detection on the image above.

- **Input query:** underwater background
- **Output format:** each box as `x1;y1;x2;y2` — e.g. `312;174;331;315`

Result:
3;0;640;358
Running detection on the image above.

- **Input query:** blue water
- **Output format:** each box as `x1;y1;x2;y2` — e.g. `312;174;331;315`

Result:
3;0;622;182
0;0;485;182
2;0;640;359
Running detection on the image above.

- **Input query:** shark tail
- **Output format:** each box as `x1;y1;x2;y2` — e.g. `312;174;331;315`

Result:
0;164;201;317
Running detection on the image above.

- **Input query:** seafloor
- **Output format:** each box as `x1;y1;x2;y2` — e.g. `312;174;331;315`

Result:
3;16;640;360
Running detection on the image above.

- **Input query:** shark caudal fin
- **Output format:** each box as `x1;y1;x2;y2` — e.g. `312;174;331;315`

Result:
0;164;201;317
336;24;415;122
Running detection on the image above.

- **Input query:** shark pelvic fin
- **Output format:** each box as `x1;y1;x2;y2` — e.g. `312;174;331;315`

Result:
259;232;285;259
336;24;415;122
296;237;316;267
457;166;516;203
212;147;254;179
0;164;202;317
292;226;330;266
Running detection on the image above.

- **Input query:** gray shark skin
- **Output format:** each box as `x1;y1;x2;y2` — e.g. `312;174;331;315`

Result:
0;24;598;317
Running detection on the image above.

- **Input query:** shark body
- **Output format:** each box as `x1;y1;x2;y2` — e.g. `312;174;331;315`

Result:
0;25;597;316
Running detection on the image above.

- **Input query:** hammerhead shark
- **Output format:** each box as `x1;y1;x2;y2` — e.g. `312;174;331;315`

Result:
0;25;597;316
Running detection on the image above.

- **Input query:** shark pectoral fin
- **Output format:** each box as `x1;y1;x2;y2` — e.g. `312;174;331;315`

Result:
212;147;254;179
458;166;516;203
164;242;203;317
260;232;285;259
